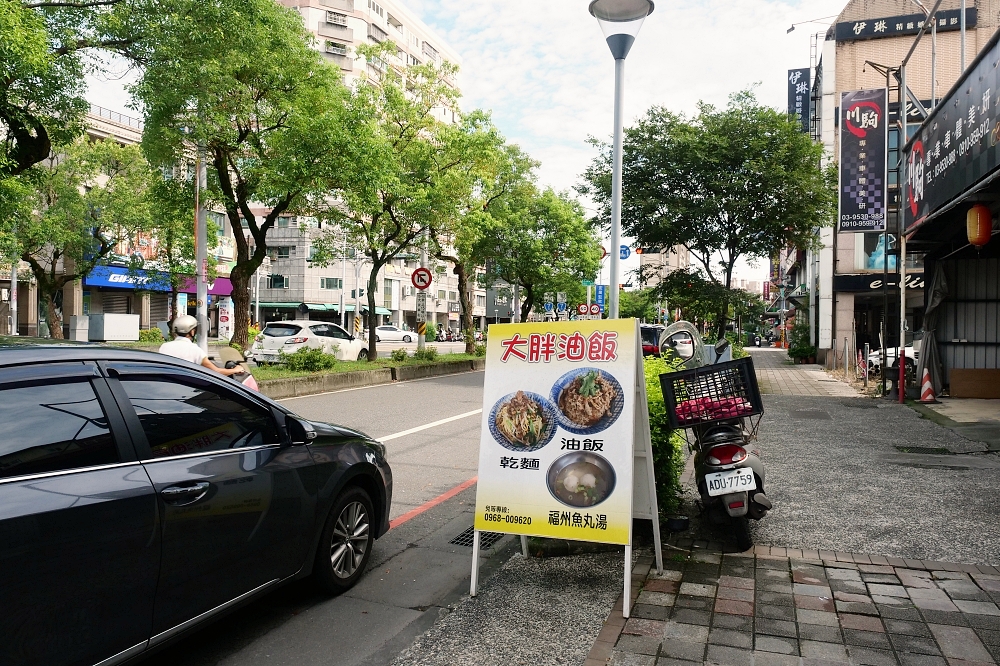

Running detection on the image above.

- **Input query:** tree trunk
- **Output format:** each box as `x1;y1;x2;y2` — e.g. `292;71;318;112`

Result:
230;266;252;351
520;284;534;322
455;263;475;354
43;291;64;339
366;263;381;361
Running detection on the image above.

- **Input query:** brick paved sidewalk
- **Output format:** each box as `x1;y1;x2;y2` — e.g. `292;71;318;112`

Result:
749;349;860;398
586;545;1000;666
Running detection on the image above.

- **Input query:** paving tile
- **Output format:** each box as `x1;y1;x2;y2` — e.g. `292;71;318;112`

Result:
685;572;723;586
795;572;830;585
650;569;684;581
921;610;970;627
705;643;753;666
709;628;752;649
974;628;1000;647
758;558;790;571
836;591;874;603
671;608;712;626
798;609;841;627
758;592;795;607
861;565;898;575
615;634;661;655
719;575;755;590
831;579;869;594
624;618;668;637
762;582;795;595
880;606;925;621
874;595;917;607
900;576;940;590
659;639;707;662
913;588;960;601
841;614;886;632
848;646;900;666
843;629;893;649
938;581;989;600
885;619;934;637
943;659;998;666
644;579;679;594
954;601;1000;617
796;583;834;596
890;634;944;656
827;568;863;581
654;659;701;666
609;646;657;665
897;653;948;666
632;603;670;621
796;594;836;612
799;623;843;643
715;599;754;616
865;574;905;584
756;618;798;638
637;591;676;607
870;584;910;597
757;604;797;621
932;572;971;581
719;587;755;603
713;613;753;631
676;595;714;610
753;650;802;666
913;597;962;613
755;635;799;655
800;640;850;661
662;621;710;642
928;624;996;663
691;551;723;564
680;582;717;598
839;601;881;616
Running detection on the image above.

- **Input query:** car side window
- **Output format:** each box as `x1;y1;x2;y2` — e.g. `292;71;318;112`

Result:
310;325;331;337
119;378;281;458
0;380;118;479
329;325;352;340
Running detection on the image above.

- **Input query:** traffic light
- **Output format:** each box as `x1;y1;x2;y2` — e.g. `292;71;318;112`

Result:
351;289;366;298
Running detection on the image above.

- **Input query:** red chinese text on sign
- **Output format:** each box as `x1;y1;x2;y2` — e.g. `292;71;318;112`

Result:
500;331;617;363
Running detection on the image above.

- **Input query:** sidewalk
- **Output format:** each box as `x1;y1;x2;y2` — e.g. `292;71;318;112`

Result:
911;399;1000;453
750;348;860;398
590;545;1000;666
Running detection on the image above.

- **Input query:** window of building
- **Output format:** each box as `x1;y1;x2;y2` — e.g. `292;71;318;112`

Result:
326;11;348;26
367;0;384;18
384;278;393;309
269;274;289;289
368;23;388;43
0;380;118;479
207;211;226;236
326;41;348;56
476;295;486;307
268;246;291;260
277;216;291;228
387;13;403;30
120;378;280;458
448;291;457;301
320;277;343;290
422;41;438;61
437;289;446;300
407;54;421;67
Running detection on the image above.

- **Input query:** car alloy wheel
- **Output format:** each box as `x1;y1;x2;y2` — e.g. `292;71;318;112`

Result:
403;335;411;343
330;500;370;579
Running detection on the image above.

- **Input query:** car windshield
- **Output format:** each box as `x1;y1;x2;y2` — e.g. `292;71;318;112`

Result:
262;324;302;337
640;328;660;346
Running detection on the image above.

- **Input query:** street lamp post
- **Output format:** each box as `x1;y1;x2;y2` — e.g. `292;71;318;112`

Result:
589;0;654;320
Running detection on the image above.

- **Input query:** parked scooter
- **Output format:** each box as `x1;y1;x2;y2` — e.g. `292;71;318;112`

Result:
658;323;771;551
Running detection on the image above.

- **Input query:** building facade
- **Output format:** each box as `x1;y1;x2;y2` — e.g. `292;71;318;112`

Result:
637;246;690;289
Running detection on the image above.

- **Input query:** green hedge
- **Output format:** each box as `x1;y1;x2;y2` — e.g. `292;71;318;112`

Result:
643;354;687;517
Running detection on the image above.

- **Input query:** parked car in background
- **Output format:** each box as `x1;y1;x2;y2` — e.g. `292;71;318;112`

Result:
249;320;367;364
0;339;392;666
373;325;414;343
867;344;918;374
640;324;666;356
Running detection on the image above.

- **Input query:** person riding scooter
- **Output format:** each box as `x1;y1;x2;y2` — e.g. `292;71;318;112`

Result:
160;315;243;377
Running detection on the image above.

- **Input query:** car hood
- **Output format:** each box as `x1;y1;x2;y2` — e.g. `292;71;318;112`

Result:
308;420;376;442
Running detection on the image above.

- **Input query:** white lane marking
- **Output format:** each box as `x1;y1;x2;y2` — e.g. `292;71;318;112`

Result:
379;409;483;442
276;369;484;401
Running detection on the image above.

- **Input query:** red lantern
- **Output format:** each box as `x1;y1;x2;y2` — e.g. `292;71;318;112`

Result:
967;204;993;248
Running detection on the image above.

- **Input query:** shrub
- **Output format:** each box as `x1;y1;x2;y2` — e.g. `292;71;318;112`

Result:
139;328;164;343
474;343;486;357
643;353;687;517
787;317;815;360
413;346;438;362
248;324;261;341
424;322;436;341
280;346;337;372
390;348;408;362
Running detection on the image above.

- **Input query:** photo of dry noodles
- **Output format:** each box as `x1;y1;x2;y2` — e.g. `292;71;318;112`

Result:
488;390;557;451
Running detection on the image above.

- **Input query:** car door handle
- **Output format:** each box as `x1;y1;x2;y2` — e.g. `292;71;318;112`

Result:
160;482;210;505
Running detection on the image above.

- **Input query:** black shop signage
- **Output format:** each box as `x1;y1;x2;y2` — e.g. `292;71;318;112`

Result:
787;68;810;134
836;8;976;42
833;273;925;292
839;89;888;233
904;31;1000;232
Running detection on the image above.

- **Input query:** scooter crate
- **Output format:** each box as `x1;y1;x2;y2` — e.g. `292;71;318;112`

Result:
659;356;764;429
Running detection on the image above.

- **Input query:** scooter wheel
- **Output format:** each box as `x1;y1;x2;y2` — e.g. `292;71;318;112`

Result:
733;516;752;552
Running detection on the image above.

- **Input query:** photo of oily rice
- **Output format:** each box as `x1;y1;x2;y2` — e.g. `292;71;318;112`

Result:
551;368;623;434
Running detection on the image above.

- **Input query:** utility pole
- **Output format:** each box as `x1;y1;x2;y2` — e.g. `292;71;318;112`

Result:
9;261;17;336
195;145;208;353
340;233;347;330
418;230;427;352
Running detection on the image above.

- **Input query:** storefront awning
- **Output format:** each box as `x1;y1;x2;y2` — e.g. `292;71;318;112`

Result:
343;305;391;315
180;277;233;296
258;302;298;309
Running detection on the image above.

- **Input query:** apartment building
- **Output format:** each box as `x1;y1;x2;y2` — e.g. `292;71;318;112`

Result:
796;0;999;364
637;246;690;289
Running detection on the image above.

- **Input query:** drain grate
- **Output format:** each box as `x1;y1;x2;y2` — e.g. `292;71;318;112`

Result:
450;527;505;548
895;446;953;454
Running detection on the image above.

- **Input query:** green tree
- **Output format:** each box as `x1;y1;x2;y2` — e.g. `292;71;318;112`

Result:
618;288;658;321
581;89;835;336
18;138;154;338
133;0;363;350
475;187;601;322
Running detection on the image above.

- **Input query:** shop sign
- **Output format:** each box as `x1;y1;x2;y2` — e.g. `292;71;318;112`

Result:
217;297;234;341
836;8;976;43
832;272;925;292
839;89;888;233
787;68;810;134
904;30;1000;231
84;265;171;292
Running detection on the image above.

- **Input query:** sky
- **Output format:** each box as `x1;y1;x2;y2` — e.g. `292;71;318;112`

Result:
85;0;847;287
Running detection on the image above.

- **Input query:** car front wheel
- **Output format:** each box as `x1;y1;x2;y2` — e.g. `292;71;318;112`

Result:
314;486;374;594
403;335;412;343
357;350;368;361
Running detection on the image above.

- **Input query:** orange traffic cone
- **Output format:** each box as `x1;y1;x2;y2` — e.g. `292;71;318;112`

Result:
918;367;939;404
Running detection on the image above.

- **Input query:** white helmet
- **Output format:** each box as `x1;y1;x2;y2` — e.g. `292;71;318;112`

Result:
172;314;198;336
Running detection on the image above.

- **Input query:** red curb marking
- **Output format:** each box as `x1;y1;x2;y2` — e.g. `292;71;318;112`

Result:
389;476;478;529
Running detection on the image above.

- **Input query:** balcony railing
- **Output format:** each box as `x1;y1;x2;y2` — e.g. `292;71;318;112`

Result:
89;104;143;130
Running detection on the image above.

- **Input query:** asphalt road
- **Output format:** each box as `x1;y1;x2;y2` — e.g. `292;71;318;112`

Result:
141;370;508;666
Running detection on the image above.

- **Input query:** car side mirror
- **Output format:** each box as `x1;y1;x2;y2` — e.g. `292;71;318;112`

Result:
287;416;316;446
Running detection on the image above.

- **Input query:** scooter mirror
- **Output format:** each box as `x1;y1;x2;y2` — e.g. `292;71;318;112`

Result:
663;332;695;361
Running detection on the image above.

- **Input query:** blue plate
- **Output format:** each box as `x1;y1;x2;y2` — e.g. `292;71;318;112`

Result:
550;368;624;435
488;391;558;452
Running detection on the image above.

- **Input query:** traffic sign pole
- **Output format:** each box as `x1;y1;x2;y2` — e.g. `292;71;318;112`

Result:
418;236;427;351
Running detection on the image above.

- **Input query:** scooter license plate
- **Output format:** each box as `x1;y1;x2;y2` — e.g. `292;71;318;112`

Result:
705;468;756;497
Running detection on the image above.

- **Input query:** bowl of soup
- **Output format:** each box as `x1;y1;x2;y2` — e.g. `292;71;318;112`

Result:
546;451;616;508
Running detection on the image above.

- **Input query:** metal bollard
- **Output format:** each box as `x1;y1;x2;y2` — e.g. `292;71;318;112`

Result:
844;337;849;377
863;343;870;388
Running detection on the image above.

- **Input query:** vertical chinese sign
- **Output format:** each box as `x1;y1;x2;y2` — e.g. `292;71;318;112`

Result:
787;68;810;134
839;89;888;232
474;319;637;546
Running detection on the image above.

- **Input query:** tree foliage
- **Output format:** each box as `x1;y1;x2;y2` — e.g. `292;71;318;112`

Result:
581;89;835;335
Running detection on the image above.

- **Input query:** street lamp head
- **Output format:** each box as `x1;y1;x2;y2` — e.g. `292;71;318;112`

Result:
589;0;654;60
